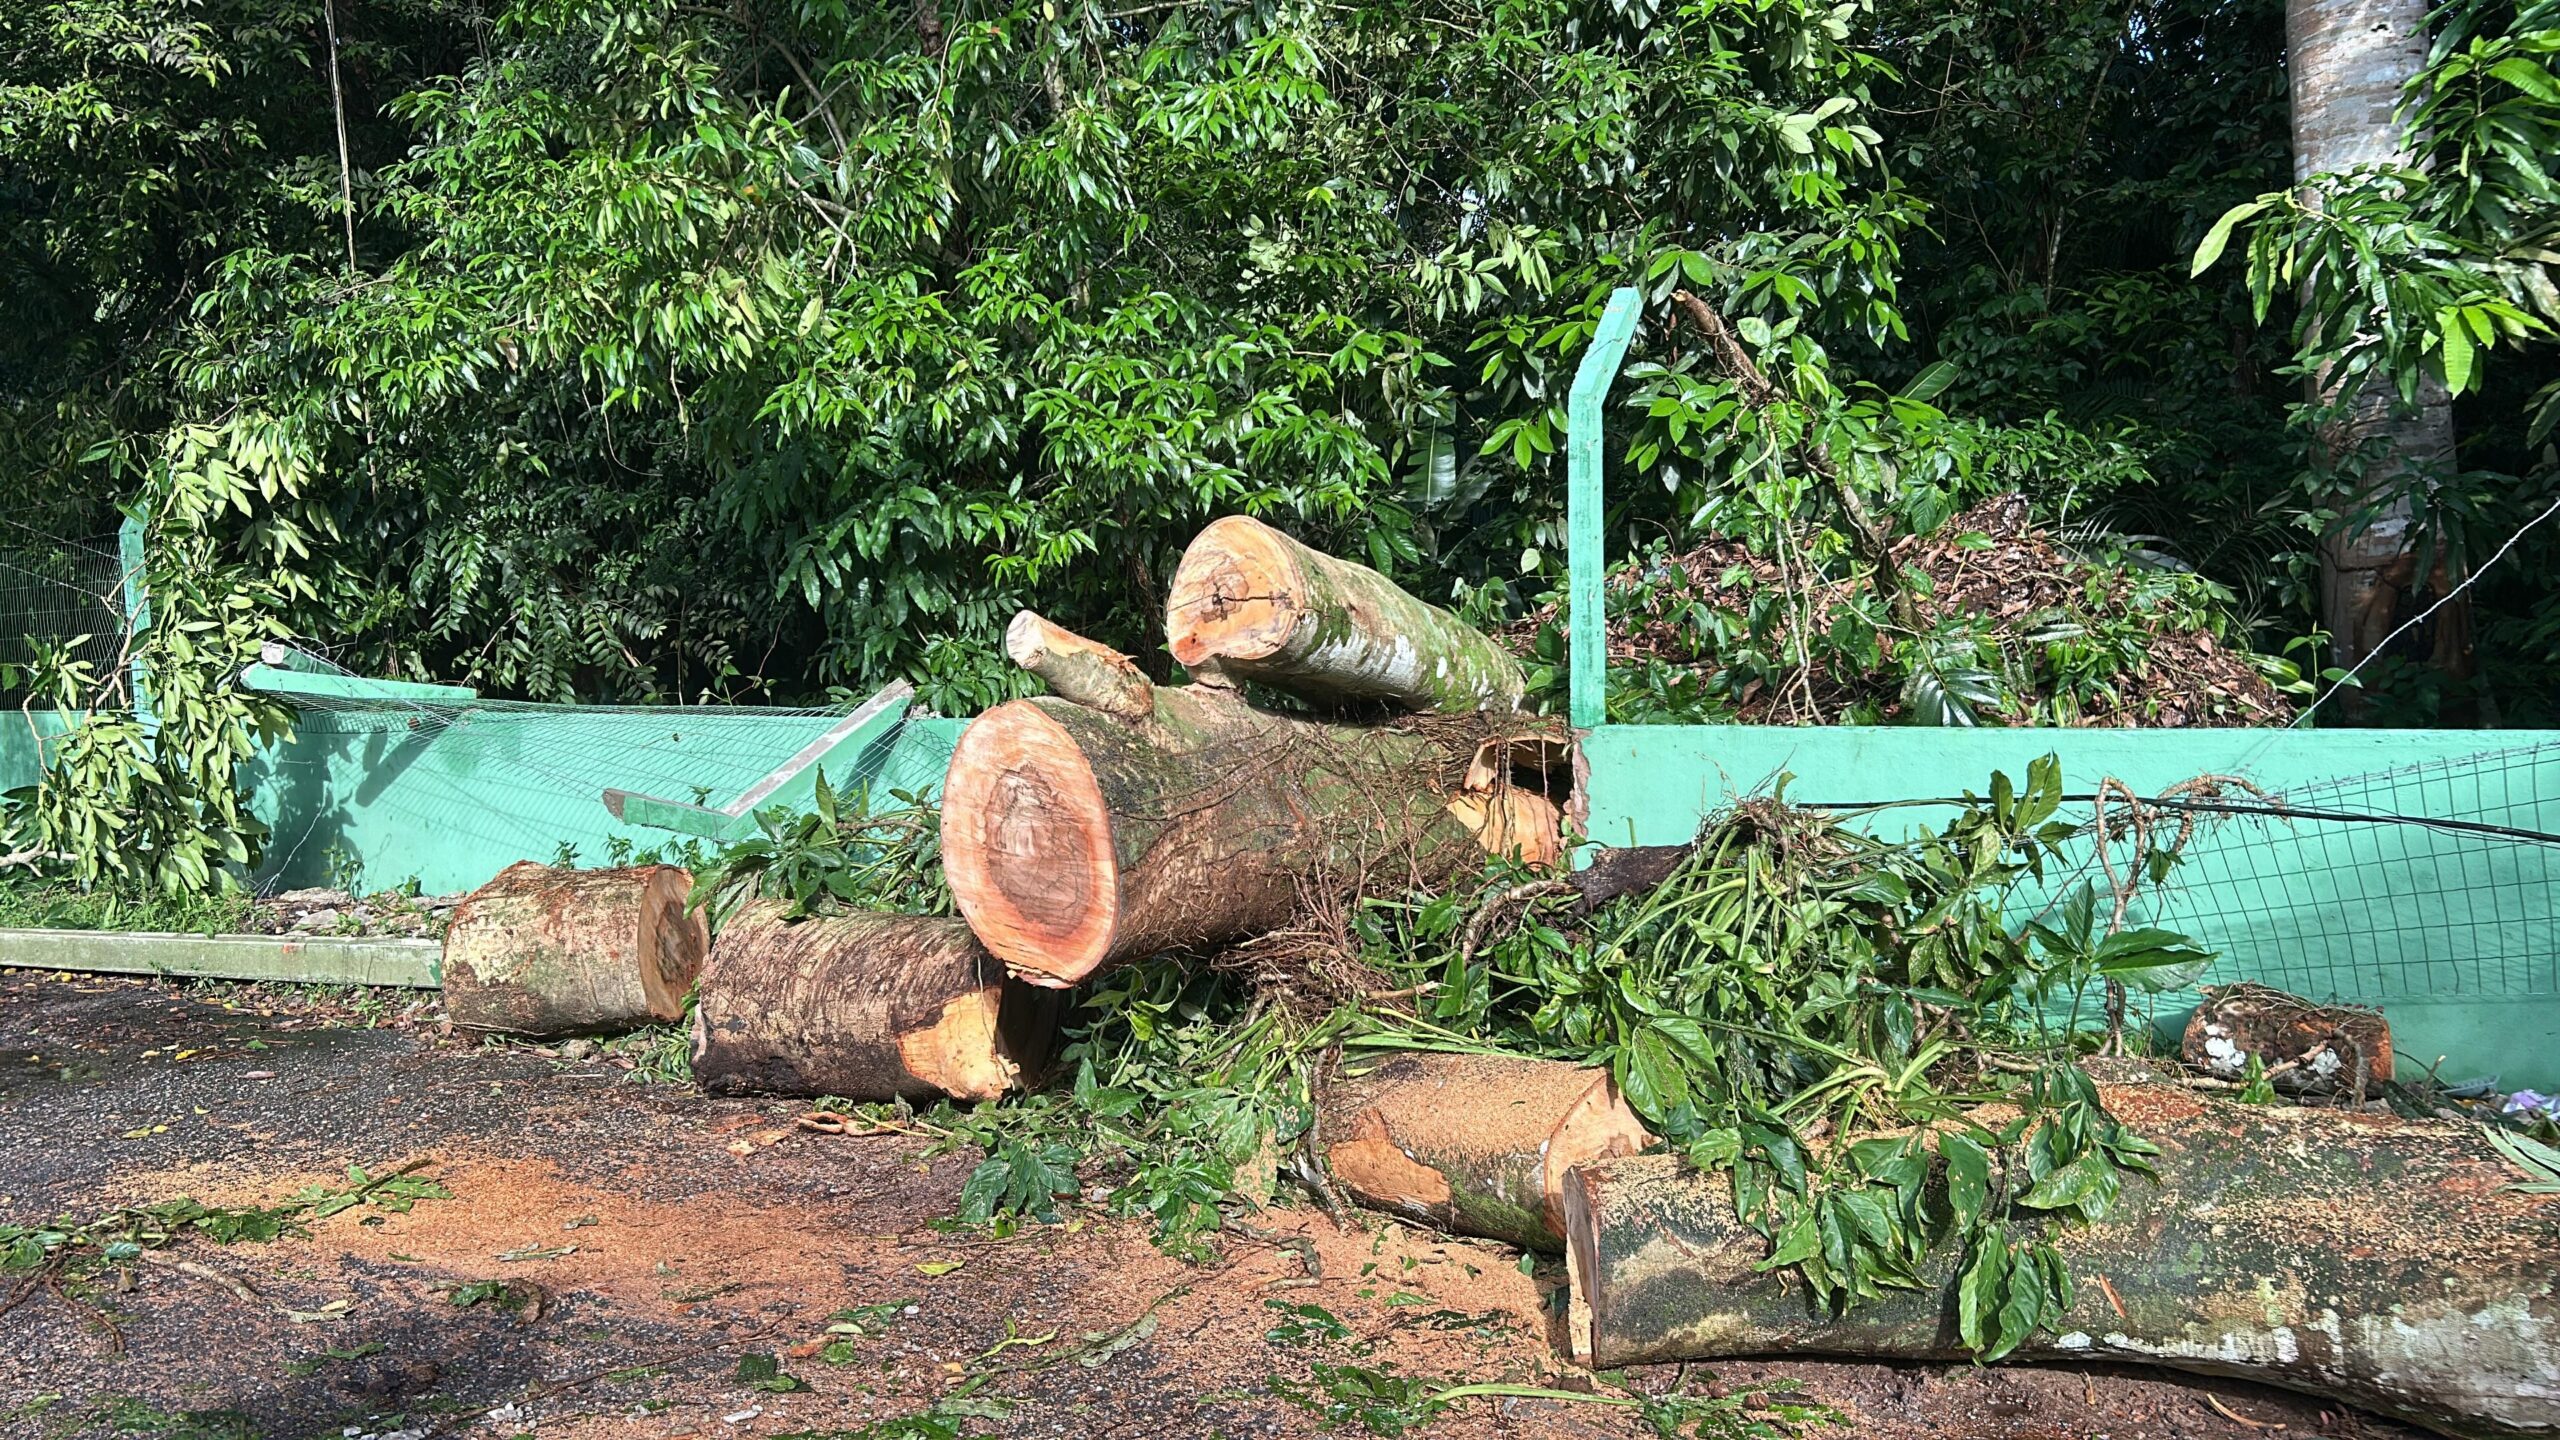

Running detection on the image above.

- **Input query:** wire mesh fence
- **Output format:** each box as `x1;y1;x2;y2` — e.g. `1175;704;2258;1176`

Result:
0;532;129;705
2137;741;2560;1004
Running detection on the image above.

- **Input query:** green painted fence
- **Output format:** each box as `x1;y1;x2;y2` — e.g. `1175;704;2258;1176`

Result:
1565;285;2560;1092
0;698;962;898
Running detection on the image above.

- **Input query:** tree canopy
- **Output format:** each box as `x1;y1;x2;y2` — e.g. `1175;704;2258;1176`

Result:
3;0;2554;723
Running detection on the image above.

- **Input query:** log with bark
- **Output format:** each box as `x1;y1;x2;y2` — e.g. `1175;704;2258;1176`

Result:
1314;1052;1651;1252
943;614;1563;987
442;862;706;1036
690;902;1059;1101
1563;1084;2560;1438
2182;982;2393;1095
1166;515;1527;712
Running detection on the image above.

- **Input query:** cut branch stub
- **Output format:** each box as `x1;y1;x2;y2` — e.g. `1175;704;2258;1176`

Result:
1315;1052;1652;1252
442;862;704;1036
690;902;1057;1101
1006;610;1154;718
1564;1084;2560;1438
1166;515;1527;713
941;679;1560;987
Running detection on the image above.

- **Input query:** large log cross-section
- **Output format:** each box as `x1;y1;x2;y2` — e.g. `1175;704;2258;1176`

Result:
942;614;1560;987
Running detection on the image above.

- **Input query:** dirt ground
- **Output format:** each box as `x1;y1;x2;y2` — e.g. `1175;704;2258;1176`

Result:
0;971;2426;1440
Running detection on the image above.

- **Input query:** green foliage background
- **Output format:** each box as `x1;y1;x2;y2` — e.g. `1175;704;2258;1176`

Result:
2;0;2554;720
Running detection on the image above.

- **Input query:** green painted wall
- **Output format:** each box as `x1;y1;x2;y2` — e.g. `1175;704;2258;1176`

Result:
246;710;964;894
1582;724;2560;1089
3;704;960;896
0;710;82;793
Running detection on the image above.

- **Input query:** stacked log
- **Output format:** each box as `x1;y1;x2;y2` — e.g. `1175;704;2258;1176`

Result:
940;615;1562;988
679;517;1559;1099
442;862;705;1036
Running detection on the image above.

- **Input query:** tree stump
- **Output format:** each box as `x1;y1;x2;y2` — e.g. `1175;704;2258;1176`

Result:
1563;1084;2560;1438
442;862;705;1036
1315;1052;1651;1252
690;903;1057;1101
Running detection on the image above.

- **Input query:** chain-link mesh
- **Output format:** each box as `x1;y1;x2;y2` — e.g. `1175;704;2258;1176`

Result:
0;532;129;705
2135;742;2560;1003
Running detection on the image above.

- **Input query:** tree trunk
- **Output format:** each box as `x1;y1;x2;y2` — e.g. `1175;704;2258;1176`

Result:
689;902;1057;1101
2288;0;2460;696
1564;1086;2560;1438
442;862;705;1036
1315;1052;1651;1252
1166;515;1527;713
941;629;1561;986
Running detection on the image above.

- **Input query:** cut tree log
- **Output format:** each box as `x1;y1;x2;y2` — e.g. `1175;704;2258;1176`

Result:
2182;981;2392;1094
1564;1085;2560;1439
1314;1052;1651;1252
442;862;705;1036
690;902;1058;1101
1166;515;1527;712
942;625;1562;987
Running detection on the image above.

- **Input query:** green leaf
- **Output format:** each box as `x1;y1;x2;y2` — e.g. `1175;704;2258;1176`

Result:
2191;200;2269;277
2439;309;2476;393
2488;56;2560;103
2018;1152;2111;1210
1940;1133;1991;1232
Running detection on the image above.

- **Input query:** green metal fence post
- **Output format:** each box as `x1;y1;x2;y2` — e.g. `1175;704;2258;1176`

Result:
117;510;153;738
1568;287;1643;731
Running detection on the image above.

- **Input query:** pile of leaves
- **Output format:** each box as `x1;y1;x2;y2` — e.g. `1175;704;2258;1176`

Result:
1521;495;2303;728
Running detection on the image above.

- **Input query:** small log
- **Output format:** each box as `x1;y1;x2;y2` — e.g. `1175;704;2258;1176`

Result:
1166;515;1527;712
1564;1085;2560;1438
943;624;1562;987
689;903;1056;1101
2182;982;2393;1093
442;862;704;1036
1315;1052;1652;1252
1006;610;1154;719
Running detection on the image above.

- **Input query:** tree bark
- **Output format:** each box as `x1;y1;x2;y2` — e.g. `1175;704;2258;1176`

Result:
1166;515;1527;713
442;862;705;1036
1565;1086;2560;1438
689;902;1057;1101
2288;0;2460;696
1314;1052;1651;1252
942;632;1562;986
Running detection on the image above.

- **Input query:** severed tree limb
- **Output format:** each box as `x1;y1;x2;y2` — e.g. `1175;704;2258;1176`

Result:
443;864;705;1036
1565;1085;2560;1438
691;904;1059;1101
1166;515;1527;713
944;620;1563;986
1006;610;1155;719
1314;1053;1652;1253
